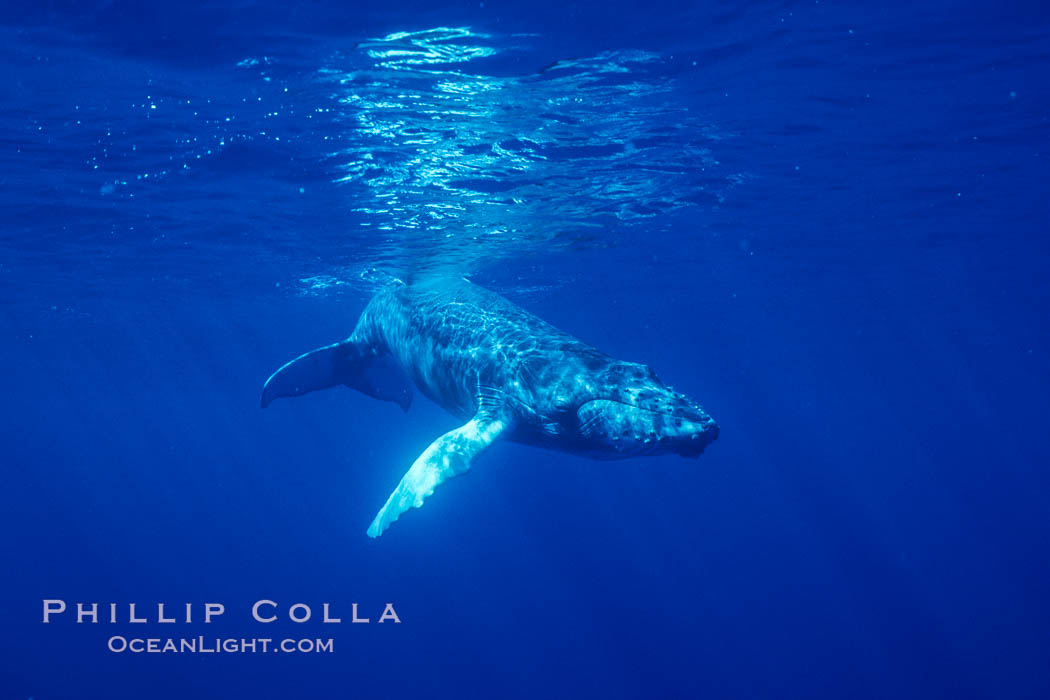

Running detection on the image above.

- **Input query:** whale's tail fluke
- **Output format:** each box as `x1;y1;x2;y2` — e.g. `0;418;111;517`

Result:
261;340;413;411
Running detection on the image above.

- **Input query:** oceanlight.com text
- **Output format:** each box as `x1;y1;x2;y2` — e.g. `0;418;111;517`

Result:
107;636;334;654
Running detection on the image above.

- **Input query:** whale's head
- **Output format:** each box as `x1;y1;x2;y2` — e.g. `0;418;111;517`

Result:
572;361;718;459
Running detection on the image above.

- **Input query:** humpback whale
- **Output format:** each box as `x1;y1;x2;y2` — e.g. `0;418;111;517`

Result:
262;278;718;537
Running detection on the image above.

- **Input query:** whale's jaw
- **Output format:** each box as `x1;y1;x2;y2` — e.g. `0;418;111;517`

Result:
566;358;718;459
576;394;718;459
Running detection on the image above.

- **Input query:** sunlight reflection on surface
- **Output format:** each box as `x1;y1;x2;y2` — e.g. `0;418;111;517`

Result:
314;27;734;287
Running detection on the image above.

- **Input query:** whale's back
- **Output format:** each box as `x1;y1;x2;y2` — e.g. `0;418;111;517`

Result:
360;279;608;418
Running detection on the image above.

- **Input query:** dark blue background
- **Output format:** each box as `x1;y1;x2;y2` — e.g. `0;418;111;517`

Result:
2;1;1048;698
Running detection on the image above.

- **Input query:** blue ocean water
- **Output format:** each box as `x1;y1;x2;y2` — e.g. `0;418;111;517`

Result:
2;1;1048;697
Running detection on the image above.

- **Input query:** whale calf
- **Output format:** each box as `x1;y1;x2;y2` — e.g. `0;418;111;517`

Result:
262;278;718;537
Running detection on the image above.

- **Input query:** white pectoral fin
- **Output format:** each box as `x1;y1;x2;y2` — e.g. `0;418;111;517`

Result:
367;416;508;538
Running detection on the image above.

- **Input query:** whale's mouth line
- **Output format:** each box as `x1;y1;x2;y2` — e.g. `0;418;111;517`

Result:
577;398;685;421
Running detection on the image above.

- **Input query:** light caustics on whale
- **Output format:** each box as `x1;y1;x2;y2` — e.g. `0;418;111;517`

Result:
262;279;718;537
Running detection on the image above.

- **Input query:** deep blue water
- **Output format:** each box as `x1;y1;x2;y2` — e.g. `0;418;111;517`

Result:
2;1;1049;698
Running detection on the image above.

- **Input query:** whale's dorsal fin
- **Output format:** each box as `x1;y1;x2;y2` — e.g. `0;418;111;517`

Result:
367;414;509;538
261;340;412;411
